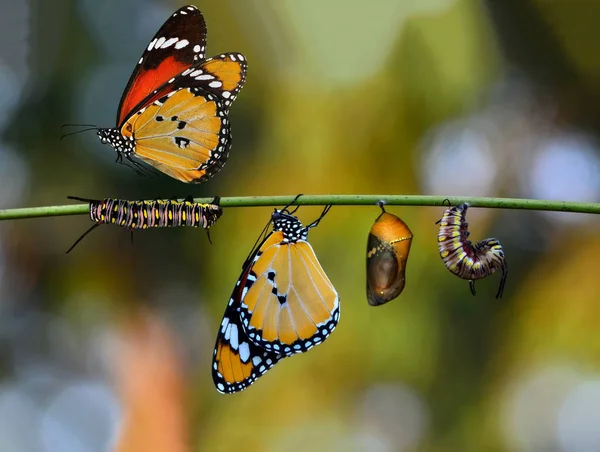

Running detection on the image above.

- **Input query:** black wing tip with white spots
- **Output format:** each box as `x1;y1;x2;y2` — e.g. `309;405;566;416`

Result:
179;52;248;107
136;4;207;70
116;4;208;125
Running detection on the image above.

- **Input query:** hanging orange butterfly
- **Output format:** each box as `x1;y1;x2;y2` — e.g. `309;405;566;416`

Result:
95;5;247;183
212;200;340;394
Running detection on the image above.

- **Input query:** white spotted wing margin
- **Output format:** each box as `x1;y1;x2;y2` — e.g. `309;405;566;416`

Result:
178;52;248;107
212;294;285;395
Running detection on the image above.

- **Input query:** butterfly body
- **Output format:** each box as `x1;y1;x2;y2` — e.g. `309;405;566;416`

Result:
97;5;246;184
212;206;339;394
98;128;134;159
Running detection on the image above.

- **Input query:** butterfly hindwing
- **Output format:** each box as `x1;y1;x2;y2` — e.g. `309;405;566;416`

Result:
117;5;207;126
119;86;230;183
212;291;285;394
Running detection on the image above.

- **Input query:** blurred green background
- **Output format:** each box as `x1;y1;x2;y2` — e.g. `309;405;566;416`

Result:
1;0;600;450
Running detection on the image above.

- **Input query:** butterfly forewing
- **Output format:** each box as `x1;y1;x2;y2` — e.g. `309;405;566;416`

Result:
180;53;247;105
238;229;340;357
117;5;207;126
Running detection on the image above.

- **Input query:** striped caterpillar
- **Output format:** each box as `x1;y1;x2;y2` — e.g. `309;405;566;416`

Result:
67;195;222;253
437;203;507;298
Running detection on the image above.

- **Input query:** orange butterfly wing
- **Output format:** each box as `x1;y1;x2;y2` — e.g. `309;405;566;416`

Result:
212;209;338;394
117;53;247;183
212;268;285;394
238;233;340;356
117;5;207;126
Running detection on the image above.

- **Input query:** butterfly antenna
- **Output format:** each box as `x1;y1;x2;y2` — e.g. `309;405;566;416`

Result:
205;228;213;245
60;127;99;141
66;223;101;254
61;123;98;130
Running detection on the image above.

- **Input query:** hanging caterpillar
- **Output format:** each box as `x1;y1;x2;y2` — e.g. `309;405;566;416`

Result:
66;196;222;253
366;202;414;306
437;203;508;298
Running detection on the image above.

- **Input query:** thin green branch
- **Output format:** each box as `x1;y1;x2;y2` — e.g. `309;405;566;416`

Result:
0;195;599;221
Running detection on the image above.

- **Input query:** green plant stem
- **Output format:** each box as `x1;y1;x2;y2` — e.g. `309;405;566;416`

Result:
0;195;599;221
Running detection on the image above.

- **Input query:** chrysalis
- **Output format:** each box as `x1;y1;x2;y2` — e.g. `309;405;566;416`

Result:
366;203;413;306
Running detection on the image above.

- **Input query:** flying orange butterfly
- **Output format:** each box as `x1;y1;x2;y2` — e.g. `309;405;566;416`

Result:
212;202;340;394
95;5;247;183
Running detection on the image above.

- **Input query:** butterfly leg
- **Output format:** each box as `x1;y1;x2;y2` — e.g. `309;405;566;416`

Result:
122;155;161;178
120;155;147;177
307;204;332;229
283;194;303;215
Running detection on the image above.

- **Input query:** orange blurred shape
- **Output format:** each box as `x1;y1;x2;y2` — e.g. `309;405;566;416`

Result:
112;310;191;452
